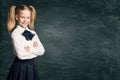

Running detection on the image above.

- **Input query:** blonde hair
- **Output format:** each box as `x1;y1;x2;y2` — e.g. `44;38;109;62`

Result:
7;5;36;32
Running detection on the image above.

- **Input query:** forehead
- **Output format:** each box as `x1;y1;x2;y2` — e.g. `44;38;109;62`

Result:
19;9;31;16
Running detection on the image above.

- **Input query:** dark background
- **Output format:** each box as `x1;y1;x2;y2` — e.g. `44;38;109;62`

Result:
1;0;120;80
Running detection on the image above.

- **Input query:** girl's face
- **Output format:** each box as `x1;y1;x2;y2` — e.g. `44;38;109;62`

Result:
15;9;31;28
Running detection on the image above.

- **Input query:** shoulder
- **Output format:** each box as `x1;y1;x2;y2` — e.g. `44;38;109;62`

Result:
11;28;21;38
27;28;37;35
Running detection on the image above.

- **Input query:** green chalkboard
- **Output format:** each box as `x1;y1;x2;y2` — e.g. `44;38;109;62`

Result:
0;0;120;80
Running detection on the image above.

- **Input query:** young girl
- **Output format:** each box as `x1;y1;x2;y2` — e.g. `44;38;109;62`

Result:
7;5;45;80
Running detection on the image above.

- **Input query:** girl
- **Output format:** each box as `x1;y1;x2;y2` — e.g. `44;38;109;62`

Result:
7;5;45;80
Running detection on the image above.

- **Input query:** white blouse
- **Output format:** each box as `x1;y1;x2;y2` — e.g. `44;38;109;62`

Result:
11;25;45;60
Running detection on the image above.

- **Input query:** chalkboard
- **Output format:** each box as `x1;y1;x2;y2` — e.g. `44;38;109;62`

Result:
0;0;120;80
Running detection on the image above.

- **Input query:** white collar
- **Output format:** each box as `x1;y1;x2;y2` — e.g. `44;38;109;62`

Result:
16;25;29;33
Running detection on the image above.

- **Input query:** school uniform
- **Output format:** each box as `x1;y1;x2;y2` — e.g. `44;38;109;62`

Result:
7;25;45;80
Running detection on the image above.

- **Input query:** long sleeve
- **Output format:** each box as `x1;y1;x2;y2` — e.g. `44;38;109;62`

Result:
11;32;37;60
11;25;45;60
30;32;45;56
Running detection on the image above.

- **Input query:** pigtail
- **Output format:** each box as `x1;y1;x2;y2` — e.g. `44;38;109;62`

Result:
29;6;36;30
7;6;16;32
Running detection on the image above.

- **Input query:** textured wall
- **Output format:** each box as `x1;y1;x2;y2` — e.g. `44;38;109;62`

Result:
0;0;120;80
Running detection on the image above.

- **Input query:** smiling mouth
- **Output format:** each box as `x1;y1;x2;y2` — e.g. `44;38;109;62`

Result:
22;23;27;25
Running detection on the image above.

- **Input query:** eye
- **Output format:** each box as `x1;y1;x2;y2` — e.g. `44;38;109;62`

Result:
20;16;24;18
27;17;30;19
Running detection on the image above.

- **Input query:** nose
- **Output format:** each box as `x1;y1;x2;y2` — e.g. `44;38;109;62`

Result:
23;18;27;22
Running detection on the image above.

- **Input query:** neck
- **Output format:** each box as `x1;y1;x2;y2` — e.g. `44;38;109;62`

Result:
18;25;27;29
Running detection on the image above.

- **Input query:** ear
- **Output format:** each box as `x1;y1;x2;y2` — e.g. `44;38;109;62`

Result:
15;15;18;20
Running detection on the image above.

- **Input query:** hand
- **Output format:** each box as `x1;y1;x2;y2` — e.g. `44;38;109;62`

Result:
24;46;30;52
33;41;39;48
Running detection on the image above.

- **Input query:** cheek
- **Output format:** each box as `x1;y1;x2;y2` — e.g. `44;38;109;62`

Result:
27;19;30;22
19;19;24;23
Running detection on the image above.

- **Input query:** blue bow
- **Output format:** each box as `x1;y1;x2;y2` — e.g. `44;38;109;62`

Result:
22;30;35;41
